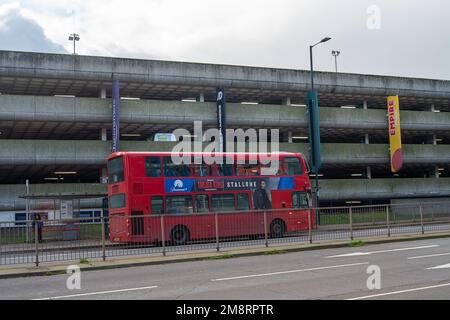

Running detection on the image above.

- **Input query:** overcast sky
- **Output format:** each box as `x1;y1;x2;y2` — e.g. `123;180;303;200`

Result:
0;0;449;80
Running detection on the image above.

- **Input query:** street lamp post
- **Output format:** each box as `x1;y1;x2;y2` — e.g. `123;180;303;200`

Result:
332;50;341;73
68;33;80;55
309;37;331;212
310;37;331;90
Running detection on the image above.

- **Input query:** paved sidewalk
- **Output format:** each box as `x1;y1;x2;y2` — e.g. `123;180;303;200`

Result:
1;231;449;280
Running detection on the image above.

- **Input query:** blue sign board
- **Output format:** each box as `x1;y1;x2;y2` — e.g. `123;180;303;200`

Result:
165;179;196;193
112;80;120;152
216;88;227;152
306;90;321;173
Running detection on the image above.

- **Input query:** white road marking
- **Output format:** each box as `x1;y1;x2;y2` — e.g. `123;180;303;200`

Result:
347;283;450;300
427;263;450;270
33;285;159;300
211;262;369;282
326;245;439;258
408;252;450;260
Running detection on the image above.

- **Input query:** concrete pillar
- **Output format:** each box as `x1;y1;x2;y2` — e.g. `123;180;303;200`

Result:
99;88;107;99
363;101;368;110
282;97;291;106
366;166;372;179
100;167;108;184
429;104;435;112
101;128;107;141
288;131;293;143
364;134;370;145
431;166;440;179
198;93;205;102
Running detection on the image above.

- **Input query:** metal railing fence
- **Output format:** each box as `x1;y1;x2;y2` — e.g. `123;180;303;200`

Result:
1;201;450;266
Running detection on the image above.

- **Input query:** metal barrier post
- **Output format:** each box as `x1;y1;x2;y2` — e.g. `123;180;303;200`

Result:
160;215;166;256
386;205;391;237
34;221;39;267
308;208;312;244
0;223;3;257
264;211;268;248
349;207;353;241
215;213;220;252
419;205;424;235
101;216;106;261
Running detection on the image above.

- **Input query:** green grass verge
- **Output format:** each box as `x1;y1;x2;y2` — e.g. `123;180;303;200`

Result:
0;234;27;245
0;223;103;245
264;249;288;255
79;224;102;240
43;270;67;276
348;240;365;247
207;253;234;260
320;212;397;225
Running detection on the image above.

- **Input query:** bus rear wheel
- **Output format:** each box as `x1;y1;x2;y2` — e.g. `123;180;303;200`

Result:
270;219;286;238
170;226;190;246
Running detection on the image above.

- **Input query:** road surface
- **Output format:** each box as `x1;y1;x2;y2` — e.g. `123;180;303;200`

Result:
1;237;450;300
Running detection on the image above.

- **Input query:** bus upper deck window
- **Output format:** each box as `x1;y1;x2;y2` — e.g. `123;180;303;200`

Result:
164;157;191;177
285;157;303;175
108;157;124;183
236;163;260;176
145;157;161;177
192;157;210;177
211;163;233;177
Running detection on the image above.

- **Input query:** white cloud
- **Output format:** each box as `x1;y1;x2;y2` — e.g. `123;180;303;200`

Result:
1;0;450;80
0;1;67;53
0;1;20;29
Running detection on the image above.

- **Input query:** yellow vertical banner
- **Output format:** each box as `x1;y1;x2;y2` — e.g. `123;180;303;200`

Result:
387;96;403;173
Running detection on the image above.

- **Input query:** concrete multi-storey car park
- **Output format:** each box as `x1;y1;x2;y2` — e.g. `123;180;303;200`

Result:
1;50;450;220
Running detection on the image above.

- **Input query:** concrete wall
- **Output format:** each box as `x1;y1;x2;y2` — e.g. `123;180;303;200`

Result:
2;95;450;131
320;178;450;201
2;140;450;166
1;51;450;98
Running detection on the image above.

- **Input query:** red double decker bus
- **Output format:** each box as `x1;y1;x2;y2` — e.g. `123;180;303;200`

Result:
107;152;313;245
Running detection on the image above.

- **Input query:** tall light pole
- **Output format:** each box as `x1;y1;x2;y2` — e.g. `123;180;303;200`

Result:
310;37;331;90
68;33;80;54
332;50;341;73
309;37;331;214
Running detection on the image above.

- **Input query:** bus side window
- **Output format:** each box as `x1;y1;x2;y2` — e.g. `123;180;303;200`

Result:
260;160;281;176
192;156;210;177
195;195;210;213
164;157;191;177
166;196;193;215
211;163;233;177
236;163;260;176
236;193;250;211
145;157;161;177
292;192;308;209
285;157;304;175
151;196;164;215
211;194;235;212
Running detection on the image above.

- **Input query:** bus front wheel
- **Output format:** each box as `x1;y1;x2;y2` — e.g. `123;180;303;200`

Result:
270;219;286;238
170;226;190;246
